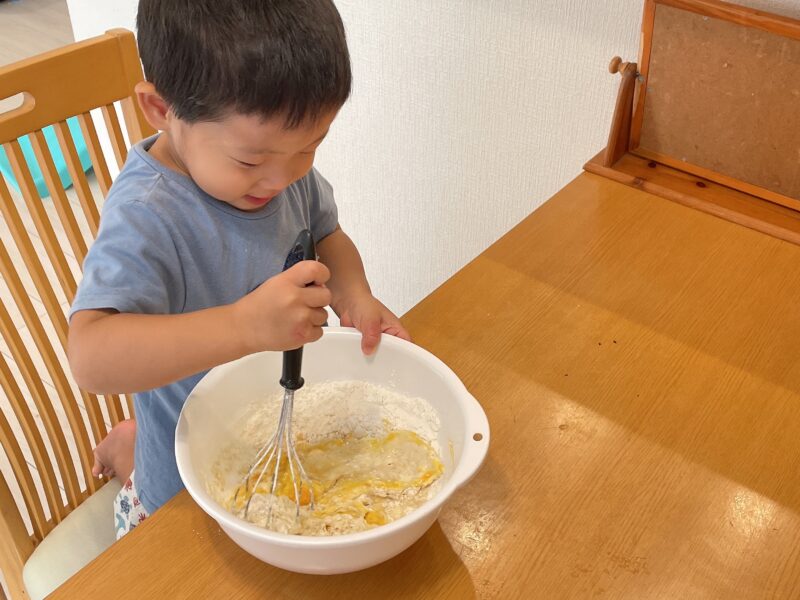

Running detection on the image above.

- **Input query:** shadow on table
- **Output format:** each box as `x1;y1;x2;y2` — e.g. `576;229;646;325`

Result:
211;520;477;599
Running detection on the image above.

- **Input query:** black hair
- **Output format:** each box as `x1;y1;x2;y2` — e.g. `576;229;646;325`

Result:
136;0;351;127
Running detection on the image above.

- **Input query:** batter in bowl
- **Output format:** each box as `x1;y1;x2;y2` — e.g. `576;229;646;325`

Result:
208;381;445;535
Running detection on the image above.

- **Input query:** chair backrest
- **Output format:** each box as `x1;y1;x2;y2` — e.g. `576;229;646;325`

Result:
0;29;154;598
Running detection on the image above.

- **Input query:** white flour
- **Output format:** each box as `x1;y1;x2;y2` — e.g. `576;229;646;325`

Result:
208;380;444;535
240;380;441;450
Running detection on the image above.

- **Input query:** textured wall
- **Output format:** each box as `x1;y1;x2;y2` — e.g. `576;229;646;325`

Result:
66;0;800;317
317;1;639;316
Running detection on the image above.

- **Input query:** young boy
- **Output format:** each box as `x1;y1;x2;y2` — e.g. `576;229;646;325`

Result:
67;0;410;537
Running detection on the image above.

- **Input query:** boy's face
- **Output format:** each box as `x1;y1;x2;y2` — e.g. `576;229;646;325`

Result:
152;109;337;211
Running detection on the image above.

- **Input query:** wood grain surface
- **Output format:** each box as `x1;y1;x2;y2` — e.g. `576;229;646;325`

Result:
584;150;800;246
52;174;800;599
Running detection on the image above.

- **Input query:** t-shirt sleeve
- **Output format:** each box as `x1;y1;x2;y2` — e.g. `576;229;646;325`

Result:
306;167;339;244
69;199;184;319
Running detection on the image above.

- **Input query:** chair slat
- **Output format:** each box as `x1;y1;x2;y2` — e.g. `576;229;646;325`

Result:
2;302;99;503
0;354;52;540
0;172;109;462
101;104;127;170
84;392;109;448
120;95;153;145
0;471;35;598
125;394;135;419
77;112;113;197
0;295;73;518
0;177;107;476
108;394;126;425
53;120;100;237
99;394;123;427
4;139;77;303
37;120;139;439
0;351;60;536
0;278;86;515
0;177;67;349
0;245;91;507
30;129;88;263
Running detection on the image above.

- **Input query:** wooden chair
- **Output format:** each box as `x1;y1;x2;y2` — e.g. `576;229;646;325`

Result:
0;29;154;599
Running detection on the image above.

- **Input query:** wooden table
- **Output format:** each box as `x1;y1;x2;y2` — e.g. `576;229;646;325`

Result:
52;173;800;598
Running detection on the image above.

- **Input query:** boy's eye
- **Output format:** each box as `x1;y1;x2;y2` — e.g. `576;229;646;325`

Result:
236;160;258;168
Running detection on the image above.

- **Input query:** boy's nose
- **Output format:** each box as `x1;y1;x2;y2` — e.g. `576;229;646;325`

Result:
261;167;297;190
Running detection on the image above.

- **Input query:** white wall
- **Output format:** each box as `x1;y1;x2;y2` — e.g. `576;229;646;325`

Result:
66;0;800;317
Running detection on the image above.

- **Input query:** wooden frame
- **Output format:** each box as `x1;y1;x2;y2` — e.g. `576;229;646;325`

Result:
0;29;153;600
585;0;800;246
629;0;800;212
631;0;800;148
0;29;152;145
586;151;800;245
603;57;639;168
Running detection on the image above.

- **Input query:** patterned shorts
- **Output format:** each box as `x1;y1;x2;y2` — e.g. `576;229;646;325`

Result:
114;470;149;540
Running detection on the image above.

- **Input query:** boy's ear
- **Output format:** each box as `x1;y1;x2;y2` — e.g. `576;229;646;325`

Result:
135;82;171;131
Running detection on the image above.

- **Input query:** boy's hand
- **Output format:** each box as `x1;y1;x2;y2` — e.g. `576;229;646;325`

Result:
338;293;411;355
234;261;332;353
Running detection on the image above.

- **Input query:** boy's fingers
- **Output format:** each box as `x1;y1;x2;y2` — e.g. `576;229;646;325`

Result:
308;325;325;342
310;307;329;326
303;285;332;308
360;319;382;355
384;324;412;341
286;261;330;286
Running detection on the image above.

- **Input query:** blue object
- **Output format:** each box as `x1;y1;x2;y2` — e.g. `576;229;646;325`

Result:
69;138;339;514
0;116;92;198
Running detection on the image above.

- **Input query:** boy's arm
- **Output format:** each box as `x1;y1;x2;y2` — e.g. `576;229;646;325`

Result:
69;306;247;394
316;226;410;354
68;261;331;395
316;226;372;308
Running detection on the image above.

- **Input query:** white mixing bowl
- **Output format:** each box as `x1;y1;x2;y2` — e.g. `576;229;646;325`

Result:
175;327;490;574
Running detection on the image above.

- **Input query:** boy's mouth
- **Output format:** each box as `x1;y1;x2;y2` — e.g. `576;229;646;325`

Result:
243;194;276;207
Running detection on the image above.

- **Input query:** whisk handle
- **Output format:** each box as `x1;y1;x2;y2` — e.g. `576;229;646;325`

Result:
281;350;304;390
280;229;317;391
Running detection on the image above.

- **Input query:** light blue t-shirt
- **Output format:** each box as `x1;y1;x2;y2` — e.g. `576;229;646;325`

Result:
70;135;338;513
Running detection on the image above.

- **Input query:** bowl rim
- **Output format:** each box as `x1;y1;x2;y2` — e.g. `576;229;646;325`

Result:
175;326;490;547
